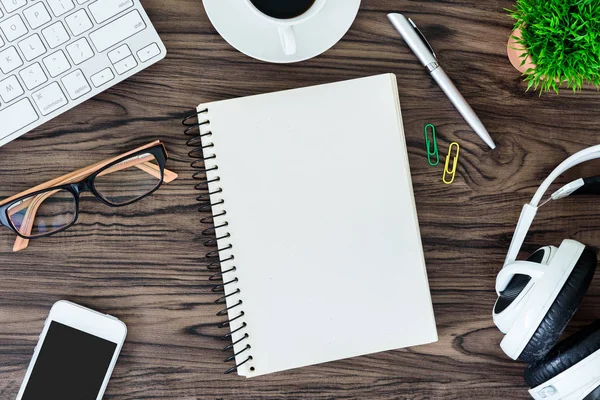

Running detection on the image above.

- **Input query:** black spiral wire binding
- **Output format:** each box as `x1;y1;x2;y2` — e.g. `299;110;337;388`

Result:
183;111;253;374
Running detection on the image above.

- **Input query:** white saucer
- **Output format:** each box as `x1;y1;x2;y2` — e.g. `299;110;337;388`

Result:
203;0;361;63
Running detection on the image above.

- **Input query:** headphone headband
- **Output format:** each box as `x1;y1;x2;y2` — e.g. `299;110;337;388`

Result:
505;144;600;265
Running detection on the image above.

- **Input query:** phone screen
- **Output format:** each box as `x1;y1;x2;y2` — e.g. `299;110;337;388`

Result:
22;321;118;400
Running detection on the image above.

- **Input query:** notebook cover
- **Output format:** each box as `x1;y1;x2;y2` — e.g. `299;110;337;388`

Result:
197;73;437;377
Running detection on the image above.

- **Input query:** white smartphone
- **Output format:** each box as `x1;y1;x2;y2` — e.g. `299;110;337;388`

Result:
16;300;127;400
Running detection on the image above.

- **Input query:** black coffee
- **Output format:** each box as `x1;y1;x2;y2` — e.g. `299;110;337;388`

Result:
250;0;316;19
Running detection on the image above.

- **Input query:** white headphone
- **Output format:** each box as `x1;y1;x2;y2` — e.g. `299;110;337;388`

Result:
495;145;600;400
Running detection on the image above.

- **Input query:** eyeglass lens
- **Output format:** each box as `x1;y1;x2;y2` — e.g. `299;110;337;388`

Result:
93;152;163;206
7;188;77;238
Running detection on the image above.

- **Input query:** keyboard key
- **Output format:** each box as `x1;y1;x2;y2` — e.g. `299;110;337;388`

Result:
0;36;4;48
0;46;23;73
114;54;136;75
43;50;70;77
89;10;146;53
19;62;48;90
76;0;89;3
89;0;133;24
32;82;68;115
1;0;26;13
0;98;38;138
65;9;92;36
46;0;74;17
23;3;52;30
42;21;69;48
0;75;24;102
91;67;114;87
108;44;130;64
61;69;90;99
66;37;93;65
138;42;160;63
1;14;28;42
18;34;46;61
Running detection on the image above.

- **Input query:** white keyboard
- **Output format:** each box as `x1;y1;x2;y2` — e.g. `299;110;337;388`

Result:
0;0;166;147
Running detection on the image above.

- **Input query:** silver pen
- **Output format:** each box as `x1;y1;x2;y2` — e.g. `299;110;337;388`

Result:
388;13;496;150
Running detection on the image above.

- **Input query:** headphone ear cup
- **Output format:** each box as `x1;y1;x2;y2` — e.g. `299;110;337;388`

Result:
524;320;600;389
519;247;596;363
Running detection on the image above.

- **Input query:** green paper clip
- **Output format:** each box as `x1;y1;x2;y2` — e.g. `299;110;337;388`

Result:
424;124;439;166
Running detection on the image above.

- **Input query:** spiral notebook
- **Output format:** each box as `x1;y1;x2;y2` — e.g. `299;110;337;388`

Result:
186;74;437;377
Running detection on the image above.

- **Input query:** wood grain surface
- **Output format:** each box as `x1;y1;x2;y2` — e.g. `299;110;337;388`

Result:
1;0;600;399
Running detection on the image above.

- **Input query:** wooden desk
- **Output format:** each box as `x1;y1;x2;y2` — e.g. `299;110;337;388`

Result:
1;1;599;399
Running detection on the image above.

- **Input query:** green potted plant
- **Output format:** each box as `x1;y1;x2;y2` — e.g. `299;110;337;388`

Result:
507;0;600;93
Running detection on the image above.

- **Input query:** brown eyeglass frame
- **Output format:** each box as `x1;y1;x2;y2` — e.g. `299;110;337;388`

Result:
0;140;178;252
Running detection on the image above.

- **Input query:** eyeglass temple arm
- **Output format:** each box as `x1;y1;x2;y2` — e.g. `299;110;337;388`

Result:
139;162;178;183
10;154;177;252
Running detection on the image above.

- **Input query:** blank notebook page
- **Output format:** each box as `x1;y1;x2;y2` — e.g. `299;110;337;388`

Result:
198;73;437;377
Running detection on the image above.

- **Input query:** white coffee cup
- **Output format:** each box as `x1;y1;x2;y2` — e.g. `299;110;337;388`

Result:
244;0;328;56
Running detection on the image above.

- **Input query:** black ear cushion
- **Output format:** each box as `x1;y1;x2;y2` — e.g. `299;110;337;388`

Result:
584;385;600;400
518;247;597;363
524;320;600;388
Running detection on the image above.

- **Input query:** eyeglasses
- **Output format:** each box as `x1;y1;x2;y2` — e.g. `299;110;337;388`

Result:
0;141;177;252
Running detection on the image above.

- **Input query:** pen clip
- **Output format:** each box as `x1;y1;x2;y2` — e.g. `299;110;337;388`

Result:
408;18;437;59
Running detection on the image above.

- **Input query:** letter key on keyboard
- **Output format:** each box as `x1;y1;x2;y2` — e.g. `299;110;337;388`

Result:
23;3;52;30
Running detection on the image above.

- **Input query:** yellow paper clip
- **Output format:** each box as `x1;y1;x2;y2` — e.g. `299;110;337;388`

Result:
443;142;460;184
